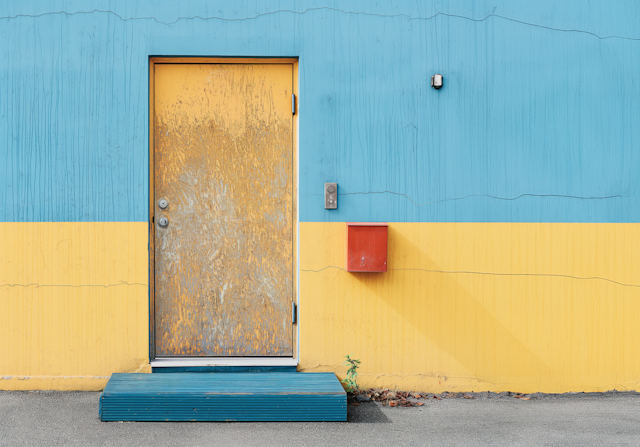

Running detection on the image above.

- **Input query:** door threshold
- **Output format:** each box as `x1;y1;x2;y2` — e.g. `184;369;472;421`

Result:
150;357;298;368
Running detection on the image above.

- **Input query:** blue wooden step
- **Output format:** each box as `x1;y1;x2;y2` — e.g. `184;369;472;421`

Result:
99;372;346;422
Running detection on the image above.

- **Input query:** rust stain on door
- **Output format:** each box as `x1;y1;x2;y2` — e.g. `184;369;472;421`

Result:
154;63;293;356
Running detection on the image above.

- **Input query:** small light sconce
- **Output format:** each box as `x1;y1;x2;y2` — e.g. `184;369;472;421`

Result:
431;74;443;89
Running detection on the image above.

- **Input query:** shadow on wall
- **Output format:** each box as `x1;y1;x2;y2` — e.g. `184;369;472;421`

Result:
351;226;555;388
299;222;640;393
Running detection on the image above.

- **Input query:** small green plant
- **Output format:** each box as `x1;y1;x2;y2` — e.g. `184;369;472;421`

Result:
341;355;361;393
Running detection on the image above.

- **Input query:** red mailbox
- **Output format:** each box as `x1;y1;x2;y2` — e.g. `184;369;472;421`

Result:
346;223;388;272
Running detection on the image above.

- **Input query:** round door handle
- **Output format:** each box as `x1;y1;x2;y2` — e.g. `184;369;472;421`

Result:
158;217;169;227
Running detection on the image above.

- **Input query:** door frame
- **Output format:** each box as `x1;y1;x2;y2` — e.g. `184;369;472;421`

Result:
148;57;299;365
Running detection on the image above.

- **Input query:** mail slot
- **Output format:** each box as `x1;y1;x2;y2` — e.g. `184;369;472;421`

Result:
346;223;388;272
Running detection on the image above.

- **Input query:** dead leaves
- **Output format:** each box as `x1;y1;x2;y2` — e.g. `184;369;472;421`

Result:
350;389;535;408
358;389;429;408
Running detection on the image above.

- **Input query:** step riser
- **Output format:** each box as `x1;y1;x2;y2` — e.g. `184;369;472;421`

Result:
99;372;346;422
100;397;345;421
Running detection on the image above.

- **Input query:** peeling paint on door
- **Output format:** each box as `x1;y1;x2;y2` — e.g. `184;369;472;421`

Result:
154;63;293;356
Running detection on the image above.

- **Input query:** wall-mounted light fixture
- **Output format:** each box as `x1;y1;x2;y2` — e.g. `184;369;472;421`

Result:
431;74;443;90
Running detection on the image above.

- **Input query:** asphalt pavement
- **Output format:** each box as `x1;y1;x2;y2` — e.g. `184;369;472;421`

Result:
1;391;639;446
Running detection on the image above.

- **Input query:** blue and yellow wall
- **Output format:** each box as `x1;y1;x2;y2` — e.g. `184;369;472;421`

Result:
2;1;640;392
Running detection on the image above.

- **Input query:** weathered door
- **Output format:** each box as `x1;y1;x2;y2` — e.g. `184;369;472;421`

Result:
153;63;294;356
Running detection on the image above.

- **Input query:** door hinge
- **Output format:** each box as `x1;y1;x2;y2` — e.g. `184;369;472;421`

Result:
292;94;296;115
292;302;297;324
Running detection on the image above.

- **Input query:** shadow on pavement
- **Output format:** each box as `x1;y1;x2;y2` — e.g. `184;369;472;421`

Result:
347;402;391;423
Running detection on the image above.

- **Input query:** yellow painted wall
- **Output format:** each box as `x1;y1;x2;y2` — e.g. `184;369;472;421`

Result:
299;222;640;393
5;221;639;393
0;223;149;390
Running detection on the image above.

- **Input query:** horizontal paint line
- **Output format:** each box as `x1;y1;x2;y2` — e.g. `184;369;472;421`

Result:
0;281;148;289
4;220;638;223
1;375;110;380
3;219;637;224
301;266;640;288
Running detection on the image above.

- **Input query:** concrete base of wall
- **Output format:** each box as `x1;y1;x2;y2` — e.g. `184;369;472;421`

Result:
0;365;152;391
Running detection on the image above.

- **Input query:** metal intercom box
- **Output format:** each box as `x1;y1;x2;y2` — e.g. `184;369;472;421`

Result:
345;223;388;272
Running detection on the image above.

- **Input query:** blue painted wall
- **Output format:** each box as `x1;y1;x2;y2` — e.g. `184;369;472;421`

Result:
1;1;638;223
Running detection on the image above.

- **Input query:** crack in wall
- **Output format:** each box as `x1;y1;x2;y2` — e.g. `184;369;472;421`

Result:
0;7;638;41
335;192;626;207
301;266;640;288
6;192;628;216
305;191;626;207
5;270;636;289
0;281;148;289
